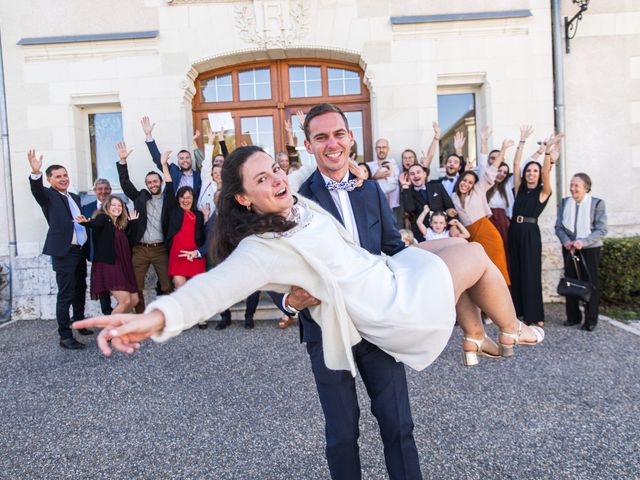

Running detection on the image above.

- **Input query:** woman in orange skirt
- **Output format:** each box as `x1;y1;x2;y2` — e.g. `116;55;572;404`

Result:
451;140;512;285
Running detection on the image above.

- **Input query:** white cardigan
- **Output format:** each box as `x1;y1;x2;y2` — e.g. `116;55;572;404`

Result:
148;198;363;375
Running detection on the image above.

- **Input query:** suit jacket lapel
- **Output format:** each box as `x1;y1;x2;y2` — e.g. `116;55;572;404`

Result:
308;170;343;224
348;182;369;239
54;188;73;217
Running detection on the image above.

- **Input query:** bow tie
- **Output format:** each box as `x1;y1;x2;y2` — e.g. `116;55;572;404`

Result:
413;186;426;191
326;179;357;192
443;177;456;183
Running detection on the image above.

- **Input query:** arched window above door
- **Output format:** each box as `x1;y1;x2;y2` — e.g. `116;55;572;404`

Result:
193;59;371;163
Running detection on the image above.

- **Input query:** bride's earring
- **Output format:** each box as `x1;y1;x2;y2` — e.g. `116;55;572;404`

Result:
246;204;251;211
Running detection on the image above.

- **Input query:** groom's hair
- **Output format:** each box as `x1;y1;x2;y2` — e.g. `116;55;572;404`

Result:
303;103;350;141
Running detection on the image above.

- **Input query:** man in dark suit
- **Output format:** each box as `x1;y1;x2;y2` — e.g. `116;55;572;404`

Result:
115;141;172;313
401;163;457;241
140;116;202;200
81;178;113;315
276;104;422;480
28;150;90;349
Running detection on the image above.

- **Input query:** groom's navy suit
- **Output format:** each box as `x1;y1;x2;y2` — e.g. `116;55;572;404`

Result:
283;170;422;480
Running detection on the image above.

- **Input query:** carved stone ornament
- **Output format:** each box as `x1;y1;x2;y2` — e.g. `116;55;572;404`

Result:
235;0;311;48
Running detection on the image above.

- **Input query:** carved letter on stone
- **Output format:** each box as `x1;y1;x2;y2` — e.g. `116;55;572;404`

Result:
235;0;310;48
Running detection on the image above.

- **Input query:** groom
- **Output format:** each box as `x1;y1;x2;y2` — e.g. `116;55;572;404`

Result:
277;103;422;480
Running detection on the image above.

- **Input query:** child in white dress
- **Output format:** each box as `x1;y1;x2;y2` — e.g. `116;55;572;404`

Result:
416;206;470;241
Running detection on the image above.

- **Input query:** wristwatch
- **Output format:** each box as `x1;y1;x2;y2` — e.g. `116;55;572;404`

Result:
282;293;300;315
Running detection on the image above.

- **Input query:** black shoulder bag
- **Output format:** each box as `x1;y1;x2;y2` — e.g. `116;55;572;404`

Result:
556;251;593;302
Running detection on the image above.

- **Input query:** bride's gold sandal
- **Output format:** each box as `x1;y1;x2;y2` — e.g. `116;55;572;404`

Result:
499;321;545;357
462;336;501;366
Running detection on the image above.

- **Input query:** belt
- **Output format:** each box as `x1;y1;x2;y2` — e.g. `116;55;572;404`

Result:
514;216;537;224
139;242;164;247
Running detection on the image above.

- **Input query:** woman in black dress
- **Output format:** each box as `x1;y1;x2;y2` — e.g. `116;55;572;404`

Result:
508;131;564;327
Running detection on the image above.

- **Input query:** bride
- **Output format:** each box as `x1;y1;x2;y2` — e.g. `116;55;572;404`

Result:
73;137;553;374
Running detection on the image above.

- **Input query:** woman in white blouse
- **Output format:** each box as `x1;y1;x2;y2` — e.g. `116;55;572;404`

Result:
451;140;512;286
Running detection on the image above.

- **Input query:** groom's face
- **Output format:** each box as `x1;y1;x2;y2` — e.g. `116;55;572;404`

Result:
304;112;354;181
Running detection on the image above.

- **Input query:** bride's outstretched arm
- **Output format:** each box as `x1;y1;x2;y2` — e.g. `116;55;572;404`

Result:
73;241;277;355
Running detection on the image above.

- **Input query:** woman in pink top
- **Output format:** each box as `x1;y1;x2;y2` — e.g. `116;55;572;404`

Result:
452;140;512;285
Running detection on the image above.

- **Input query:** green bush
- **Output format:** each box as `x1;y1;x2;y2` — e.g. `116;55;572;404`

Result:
600;236;640;307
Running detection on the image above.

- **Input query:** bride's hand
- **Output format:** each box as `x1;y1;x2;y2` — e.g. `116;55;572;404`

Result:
72;310;165;356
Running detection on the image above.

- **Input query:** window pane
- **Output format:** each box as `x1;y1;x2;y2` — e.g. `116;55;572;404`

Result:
437;93;476;167
239;83;253;101
239;68;271;101
255;83;271;100
328;68;361;96
344;79;360;95
201;73;233;102
241;116;274;156
289;66;304;82
307;80;322;97
288;66;322;98
344;111;364;162
289;82;306;98
289;113;312;164
89;112;123;188
202;117;236;156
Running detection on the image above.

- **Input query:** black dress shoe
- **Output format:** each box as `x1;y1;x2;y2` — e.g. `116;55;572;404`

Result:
244;318;255;330
59;337;85;350
197;322;208;330
215;318;231;330
77;328;94;335
580;324;595;332
563;320;581;327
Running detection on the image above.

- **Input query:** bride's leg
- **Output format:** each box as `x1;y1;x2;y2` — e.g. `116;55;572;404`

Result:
417;241;540;344
456;291;499;358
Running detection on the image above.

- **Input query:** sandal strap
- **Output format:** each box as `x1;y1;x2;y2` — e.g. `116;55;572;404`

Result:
500;321;523;344
463;336;485;352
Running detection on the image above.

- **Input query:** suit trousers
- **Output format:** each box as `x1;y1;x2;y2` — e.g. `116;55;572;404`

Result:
563;247;601;328
306;338;422;480
51;246;86;339
132;244;172;313
220;291;260;321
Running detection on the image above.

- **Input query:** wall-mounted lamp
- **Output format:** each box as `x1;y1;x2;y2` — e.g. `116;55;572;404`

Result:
565;0;590;53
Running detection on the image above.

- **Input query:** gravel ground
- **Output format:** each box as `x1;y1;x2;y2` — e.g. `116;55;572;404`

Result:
0;303;638;480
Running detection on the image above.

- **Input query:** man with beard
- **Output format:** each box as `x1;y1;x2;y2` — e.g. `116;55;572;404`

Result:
82;178;114;315
438;131;467;197
141;116;202;200
400;163;456;241
116;141;172;313
367;138;402;226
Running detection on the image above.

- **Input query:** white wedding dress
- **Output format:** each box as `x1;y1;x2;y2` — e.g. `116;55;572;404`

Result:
149;201;456;375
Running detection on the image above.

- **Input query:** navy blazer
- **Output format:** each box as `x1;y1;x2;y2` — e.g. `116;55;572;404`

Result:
400;181;455;241
29;175;88;257
282;171;405;343
145;140;201;200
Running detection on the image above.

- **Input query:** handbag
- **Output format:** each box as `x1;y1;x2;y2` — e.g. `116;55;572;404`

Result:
556;251;593;302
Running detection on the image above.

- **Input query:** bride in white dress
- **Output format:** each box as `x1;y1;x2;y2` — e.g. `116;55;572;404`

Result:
74;140;550;374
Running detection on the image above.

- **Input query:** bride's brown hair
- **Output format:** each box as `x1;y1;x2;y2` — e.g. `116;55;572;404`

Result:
210;146;297;262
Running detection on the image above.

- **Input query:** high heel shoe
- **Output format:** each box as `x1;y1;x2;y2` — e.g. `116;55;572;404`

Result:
499;321;545;357
462;336;501;366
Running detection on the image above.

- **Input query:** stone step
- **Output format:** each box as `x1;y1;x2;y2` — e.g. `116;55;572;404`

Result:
206;296;284;321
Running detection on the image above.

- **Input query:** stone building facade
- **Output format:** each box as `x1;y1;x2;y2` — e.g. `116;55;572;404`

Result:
0;0;638;320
